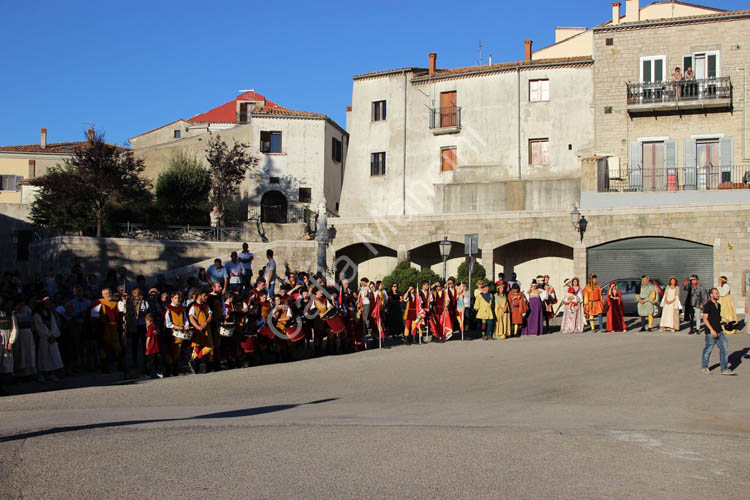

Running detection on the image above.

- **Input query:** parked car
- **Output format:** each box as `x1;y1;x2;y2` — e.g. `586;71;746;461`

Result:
602;278;664;317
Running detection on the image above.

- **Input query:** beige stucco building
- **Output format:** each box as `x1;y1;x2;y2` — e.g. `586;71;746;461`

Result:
129;91;348;221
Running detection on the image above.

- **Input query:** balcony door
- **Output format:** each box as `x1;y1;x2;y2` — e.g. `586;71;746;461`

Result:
440;91;457;127
696;139;720;190
642;141;665;191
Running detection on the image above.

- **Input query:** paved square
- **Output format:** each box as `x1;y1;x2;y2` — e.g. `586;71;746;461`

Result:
2;331;749;499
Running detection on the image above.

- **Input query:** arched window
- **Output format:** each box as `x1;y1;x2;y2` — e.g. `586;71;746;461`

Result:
260;190;288;223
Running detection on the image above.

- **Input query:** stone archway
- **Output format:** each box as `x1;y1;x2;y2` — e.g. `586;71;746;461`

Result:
493;238;575;292
261;190;287;223
334;242;398;283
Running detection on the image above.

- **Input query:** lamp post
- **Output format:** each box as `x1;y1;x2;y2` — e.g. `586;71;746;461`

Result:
570;206;588;242
439;236;451;282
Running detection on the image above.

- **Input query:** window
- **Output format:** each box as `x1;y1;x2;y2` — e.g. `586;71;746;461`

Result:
528;139;550;166
260;131;282;153
28;160;35;178
691;51;719;80
332;137;342;162
0;175;20;191
238;102;252;123
370;152;386;176
441;147;456;172
299;187;311;203
529;79;550;102
173;129;181;139
640;55;666;82
372;100;386;121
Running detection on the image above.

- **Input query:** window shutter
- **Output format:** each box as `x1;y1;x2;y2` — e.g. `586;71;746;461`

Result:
684;139;696;189
719;137;733;167
541;81;549;101
629;141;642;189
683;56;693;73
664;139;677;187
707;54;717;78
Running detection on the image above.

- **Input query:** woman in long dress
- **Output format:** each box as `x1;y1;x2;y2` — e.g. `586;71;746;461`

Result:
522;280;547;336
12;297;36;379
718;276;738;334
606;282;626;332
494;283;511;339
33;297;63;382
0;295;17;396
560;278;585;333
386;283;403;338
659;276;682;332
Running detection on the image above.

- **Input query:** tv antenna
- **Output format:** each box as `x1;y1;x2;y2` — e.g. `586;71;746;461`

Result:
477;40;483;65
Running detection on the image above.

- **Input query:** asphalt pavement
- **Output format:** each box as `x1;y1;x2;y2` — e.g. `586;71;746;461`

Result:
1;328;749;499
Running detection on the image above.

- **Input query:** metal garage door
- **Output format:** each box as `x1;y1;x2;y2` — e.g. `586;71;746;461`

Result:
587;237;713;292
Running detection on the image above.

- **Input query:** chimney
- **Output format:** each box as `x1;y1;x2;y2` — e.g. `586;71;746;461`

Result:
612;2;621;25
429;52;437;76
87;128;94;140
488;54;493;66
40;128;47;149
625;0;640;21
524;40;533;61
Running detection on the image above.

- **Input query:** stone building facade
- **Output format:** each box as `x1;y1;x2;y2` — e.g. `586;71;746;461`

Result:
129;91;348;220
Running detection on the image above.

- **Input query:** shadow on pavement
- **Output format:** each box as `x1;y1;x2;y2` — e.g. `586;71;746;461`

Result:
729;347;750;370
0;398;338;443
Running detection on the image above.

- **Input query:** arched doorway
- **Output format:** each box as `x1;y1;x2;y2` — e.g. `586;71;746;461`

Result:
261;190;287;223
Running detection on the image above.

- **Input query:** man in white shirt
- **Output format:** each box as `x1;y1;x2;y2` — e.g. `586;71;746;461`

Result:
225;251;245;293
264;249;277;296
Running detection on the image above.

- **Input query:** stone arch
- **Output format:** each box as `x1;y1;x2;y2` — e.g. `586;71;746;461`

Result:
334;242;398;283
585;229;714;249
492;238;575;291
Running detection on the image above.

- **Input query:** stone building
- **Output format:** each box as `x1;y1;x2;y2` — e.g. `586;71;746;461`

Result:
333;1;750;306
129;90;348;223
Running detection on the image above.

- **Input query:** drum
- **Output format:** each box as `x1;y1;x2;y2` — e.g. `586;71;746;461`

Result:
172;328;192;341
219;324;235;337
324;309;346;335
240;334;256;353
259;324;276;340
285;322;305;343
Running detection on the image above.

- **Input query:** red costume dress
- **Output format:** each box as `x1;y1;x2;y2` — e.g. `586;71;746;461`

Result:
606;288;626;332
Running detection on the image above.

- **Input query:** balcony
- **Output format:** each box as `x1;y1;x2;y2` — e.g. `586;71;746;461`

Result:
626;77;731;113
598;164;750;192
429;106;461;134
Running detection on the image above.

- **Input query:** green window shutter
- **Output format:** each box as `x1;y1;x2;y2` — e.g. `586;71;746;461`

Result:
684;139;696;190
629;141;642;190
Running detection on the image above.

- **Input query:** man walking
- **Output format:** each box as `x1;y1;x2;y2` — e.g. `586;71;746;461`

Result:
689;275;707;335
701;287;735;375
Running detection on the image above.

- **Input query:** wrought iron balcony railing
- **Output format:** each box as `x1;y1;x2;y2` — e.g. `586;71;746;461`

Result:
429;106;461;130
626;77;731;108
598;164;750;192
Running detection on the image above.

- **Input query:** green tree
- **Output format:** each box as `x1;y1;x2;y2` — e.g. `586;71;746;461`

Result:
457;260;488;290
205;135;259;225
382;261;441;293
155;152;211;224
30;130;152;236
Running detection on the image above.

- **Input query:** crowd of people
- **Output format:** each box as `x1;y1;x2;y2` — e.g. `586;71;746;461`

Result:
0;246;743;395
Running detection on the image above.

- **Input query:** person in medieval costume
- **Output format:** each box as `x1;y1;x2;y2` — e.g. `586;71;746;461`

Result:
583;274;605;332
402;284;419;344
636;275;658;332
493;282;511;339
560;278;585;334
522;280;547;336
508;283;528;337
187;289;214;374
164;291;188;376
91;288;122;373
606;281;626;332
33;297;63;382
474;282;495;340
717;276;738;334
659;276;682;332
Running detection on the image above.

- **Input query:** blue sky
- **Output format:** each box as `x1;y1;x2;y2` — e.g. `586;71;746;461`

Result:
1;0;745;146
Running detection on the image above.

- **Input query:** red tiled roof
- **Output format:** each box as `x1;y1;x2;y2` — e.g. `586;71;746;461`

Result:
0;141;125;154
251;106;326;118
411;56;593;82
189;90;283;123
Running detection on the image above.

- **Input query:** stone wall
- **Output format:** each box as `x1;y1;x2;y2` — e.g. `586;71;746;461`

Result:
29;236;318;281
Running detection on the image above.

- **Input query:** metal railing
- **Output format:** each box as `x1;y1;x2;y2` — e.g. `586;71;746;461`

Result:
247;204;312;224
118;223;269;242
626;77;731;105
599;164;750;192
429;106;462;129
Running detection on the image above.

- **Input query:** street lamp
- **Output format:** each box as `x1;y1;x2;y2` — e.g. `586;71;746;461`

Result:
570;206;588;242
438;236;451;282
